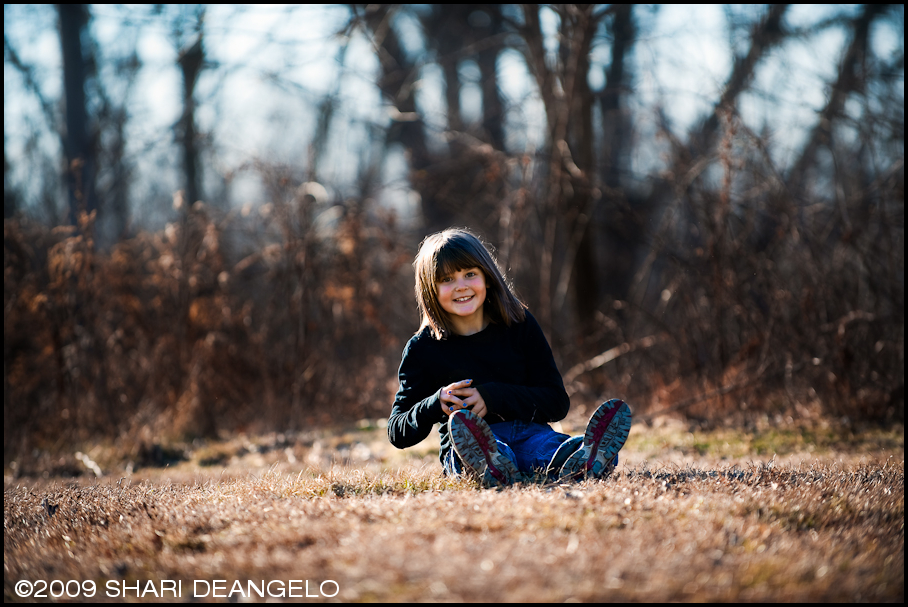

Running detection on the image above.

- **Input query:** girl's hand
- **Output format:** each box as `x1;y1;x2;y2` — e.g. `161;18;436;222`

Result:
440;379;487;418
440;380;471;415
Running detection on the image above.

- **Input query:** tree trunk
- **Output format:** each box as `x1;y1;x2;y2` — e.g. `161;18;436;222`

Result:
600;4;634;190
360;5;439;226
58;3;95;225
477;5;506;151
596;4;640;305
178;35;204;207
565;6;599;331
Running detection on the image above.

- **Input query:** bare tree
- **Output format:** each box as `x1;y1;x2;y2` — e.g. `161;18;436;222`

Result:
512;4;602;334
58;4;96;225
175;6;206;208
787;4;892;197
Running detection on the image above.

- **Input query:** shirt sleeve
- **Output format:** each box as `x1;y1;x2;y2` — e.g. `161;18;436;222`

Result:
477;312;571;424
387;337;447;449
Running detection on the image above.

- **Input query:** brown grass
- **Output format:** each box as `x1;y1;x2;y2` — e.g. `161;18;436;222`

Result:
4;420;903;602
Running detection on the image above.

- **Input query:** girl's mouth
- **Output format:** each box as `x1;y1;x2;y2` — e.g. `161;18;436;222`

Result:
454;295;474;303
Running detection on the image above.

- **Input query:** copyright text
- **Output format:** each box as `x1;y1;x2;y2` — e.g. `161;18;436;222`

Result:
14;579;340;599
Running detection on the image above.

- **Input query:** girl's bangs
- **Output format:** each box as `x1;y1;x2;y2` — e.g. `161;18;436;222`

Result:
434;244;484;280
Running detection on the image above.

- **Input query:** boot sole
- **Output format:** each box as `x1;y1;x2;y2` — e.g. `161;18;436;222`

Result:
449;410;518;487
560;399;631;479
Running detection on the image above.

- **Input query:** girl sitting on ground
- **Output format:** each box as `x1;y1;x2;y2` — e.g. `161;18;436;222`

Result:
387;228;631;487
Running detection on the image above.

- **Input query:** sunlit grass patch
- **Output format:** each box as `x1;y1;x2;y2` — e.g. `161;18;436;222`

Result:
4;421;903;602
4;453;902;602
241;463;476;499
625;418;903;461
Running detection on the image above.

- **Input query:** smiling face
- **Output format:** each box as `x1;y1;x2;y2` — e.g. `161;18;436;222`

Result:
414;228;523;340
436;267;487;334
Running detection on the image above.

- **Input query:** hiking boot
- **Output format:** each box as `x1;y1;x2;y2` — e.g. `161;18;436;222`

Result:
448;410;518;488
559;399;631;480
545;435;582;478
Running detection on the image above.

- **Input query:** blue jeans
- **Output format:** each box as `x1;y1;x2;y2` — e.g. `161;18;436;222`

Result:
444;420;569;477
443;419;620;481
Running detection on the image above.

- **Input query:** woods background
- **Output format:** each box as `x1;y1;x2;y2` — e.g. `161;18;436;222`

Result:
3;5;903;470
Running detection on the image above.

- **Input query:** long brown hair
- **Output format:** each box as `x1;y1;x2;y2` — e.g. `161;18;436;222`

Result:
413;228;526;339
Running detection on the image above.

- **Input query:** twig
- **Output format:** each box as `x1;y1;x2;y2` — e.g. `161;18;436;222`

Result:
634;362;806;425
563;334;666;384
634;380;755;425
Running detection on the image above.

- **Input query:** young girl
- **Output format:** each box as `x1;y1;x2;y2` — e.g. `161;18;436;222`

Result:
388;228;631;487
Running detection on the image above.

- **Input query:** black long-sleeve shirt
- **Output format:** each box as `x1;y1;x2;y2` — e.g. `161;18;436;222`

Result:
388;311;571;465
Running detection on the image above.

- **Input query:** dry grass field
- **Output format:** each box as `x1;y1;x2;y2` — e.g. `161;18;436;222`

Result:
4;417;904;602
